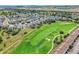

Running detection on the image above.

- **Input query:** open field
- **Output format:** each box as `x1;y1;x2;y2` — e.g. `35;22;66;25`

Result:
10;21;77;54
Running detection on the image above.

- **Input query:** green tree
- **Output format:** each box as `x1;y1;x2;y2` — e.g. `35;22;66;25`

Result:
0;36;3;43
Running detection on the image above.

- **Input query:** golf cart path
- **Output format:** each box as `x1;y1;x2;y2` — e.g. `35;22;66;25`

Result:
49;27;79;54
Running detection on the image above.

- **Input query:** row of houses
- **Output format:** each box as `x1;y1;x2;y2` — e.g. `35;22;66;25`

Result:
0;10;79;30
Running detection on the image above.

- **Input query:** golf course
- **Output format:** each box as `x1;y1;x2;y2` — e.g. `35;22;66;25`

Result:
10;21;77;54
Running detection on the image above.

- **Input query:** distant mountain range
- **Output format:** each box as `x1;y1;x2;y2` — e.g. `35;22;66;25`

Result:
0;5;79;9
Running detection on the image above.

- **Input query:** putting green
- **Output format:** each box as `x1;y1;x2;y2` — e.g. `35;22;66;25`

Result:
11;21;77;54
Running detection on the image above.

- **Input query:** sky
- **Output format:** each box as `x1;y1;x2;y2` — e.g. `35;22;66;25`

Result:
0;0;79;5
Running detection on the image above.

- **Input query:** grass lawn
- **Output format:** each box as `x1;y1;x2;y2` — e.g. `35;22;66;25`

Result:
10;21;77;54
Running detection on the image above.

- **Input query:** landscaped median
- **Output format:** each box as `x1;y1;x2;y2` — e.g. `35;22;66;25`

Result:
10;21;77;54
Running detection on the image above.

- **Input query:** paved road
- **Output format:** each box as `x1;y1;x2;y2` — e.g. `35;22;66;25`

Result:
49;27;79;54
68;37;79;54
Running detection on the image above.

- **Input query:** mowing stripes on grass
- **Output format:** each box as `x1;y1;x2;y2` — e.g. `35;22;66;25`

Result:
11;21;77;54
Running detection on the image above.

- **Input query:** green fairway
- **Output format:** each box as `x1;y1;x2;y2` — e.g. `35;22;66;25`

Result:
11;21;77;54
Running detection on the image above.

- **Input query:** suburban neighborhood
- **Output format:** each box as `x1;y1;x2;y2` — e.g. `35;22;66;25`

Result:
0;6;79;54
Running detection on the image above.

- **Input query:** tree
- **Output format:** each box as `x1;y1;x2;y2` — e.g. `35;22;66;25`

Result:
60;31;64;34
24;32;27;34
51;20;56;23
11;29;20;36
74;18;79;24
59;31;64;42
64;33;69;38
0;36;3;43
